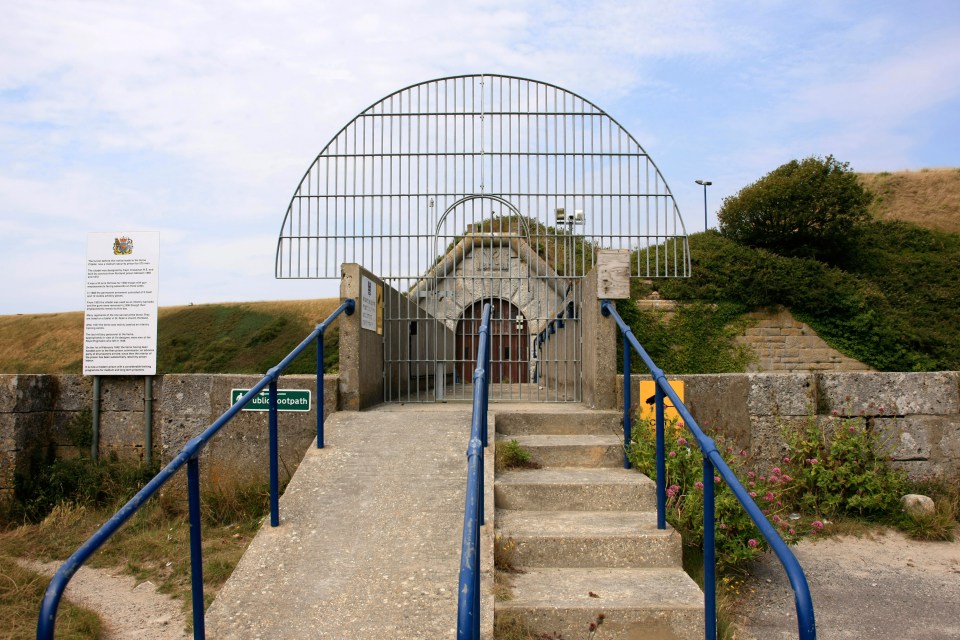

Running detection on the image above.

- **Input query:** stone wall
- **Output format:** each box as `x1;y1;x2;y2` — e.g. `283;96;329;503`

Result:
619;371;960;479
737;307;873;372
0;373;340;499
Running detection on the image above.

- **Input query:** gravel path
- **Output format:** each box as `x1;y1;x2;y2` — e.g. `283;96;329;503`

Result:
24;560;189;640
736;529;960;639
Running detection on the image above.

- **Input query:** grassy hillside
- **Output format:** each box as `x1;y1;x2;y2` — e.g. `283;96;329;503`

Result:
646;221;960;372
0;299;343;375
859;169;960;234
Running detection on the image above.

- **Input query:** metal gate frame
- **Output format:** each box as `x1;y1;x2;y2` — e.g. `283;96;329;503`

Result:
276;74;689;403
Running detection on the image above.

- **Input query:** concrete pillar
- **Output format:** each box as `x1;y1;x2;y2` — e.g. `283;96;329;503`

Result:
581;267;617;409
339;264;385;410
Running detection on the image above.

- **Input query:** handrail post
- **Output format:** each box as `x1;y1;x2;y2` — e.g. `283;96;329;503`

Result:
623;334;632;469
187;456;206;639
655;383;666;530
317;330;325;448
703;456;717;640
91;375;101;461
269;380;280;527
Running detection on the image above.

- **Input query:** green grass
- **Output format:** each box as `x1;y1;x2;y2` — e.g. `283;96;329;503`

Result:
0;555;103;640
648;222;960;372
0;457;276;636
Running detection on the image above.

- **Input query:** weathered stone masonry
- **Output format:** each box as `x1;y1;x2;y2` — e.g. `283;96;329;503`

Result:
3;371;958;500
0;374;340;499
619;371;960;479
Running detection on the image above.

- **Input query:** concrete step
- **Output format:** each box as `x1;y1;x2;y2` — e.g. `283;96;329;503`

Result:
496;410;623;436
496;510;681;568
497;567;704;640
495;468;656;511
499;434;623;468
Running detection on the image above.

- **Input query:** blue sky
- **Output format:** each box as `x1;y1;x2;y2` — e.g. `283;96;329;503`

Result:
2;0;958;314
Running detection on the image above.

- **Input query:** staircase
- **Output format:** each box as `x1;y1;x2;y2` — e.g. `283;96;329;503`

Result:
494;409;704;639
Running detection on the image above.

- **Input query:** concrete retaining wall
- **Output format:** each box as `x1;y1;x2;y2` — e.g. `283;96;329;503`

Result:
0;373;340;499
619;371;960;479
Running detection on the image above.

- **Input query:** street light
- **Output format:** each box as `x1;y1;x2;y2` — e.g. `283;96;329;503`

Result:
695;180;712;231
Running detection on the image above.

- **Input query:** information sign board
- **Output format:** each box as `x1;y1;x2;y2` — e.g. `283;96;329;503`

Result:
83;231;159;375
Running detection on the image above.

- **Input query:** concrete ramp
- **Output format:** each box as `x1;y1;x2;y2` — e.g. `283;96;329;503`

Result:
205;405;493;639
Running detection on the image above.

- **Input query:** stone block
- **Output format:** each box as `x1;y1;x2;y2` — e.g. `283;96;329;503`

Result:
11;375;56;413
100;377;146;412
747;373;815;416
874;416;934;461
748;416;806;463
934;416;960;466
52;375;93;411
817;372;960;416
100;411;146;449
0;376;17;413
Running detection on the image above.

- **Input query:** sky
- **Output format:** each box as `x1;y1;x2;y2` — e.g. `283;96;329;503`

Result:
2;0;958;315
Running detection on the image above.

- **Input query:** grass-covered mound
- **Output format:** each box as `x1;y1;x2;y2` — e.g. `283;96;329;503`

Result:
648;221;960;372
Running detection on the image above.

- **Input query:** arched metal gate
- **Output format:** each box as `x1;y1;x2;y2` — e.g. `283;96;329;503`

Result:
276;74;689;403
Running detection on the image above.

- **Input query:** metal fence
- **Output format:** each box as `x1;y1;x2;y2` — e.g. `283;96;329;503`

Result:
277;74;689;402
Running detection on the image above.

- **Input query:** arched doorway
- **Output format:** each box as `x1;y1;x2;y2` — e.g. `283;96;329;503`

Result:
457;299;528;384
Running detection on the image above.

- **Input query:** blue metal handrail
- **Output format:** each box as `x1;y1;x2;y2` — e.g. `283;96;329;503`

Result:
456;303;492;639
37;299;355;639
601;300;816;640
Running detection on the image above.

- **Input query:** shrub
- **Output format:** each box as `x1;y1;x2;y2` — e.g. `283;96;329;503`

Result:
718;155;872;265
627;416;801;572
614;298;753;374
783;416;907;519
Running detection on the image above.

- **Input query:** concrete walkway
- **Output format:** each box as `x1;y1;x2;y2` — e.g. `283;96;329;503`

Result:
205;404;494;639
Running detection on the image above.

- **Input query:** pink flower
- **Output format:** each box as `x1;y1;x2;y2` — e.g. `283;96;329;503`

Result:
715;476;721;484
807;458;818;465
739;449;748;458
749;481;756;488
831;409;840;417
748;539;758;548
772;467;781;475
748;471;756;479
789;528;796;535
677;421;685;428
773;514;782;523
849;426;856;433
719;523;728;529
669;451;677;458
759;476;766;482
666;484;680;498
812;520;824;530
764;492;775;502
677;437;688;446
694;481;704;490
878;405;886;414
783;456;791;464
749;491;758;498
782;475;792;482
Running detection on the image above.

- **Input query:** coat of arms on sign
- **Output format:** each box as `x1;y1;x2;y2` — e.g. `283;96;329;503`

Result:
113;236;134;255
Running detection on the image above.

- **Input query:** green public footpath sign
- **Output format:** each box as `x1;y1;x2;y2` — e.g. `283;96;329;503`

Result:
231;388;312;412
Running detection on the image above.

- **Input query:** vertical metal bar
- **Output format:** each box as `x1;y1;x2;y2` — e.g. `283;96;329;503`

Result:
704;456;717;640
623;334;631;469
91;375;101;461
317;332;325;449
144;375;153;466
269;381;280;527
655;382;666;530
187;456;206;639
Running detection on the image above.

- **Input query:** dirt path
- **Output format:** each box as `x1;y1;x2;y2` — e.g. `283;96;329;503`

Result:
735;530;960;639
24;560;189;640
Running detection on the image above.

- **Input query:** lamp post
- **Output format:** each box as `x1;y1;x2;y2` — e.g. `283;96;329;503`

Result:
695;180;712;230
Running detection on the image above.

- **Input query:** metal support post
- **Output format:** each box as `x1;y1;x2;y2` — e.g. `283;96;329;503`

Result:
187;456;206;639
656;383;666;530
623;336;631;469
269;381;280;527
704;456;717;640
